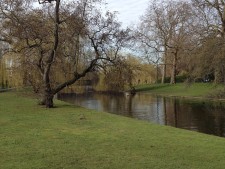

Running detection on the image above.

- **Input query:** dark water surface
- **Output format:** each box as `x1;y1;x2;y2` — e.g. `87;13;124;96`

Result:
58;92;225;137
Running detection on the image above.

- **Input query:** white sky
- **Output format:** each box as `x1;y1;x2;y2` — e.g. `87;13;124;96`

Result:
104;0;150;27
34;0;150;27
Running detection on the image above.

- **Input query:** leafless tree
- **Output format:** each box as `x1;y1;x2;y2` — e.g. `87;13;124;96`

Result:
137;0;198;84
192;0;225;83
0;0;130;107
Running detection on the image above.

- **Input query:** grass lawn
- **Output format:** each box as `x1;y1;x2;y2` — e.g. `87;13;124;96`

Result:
1;91;225;169
135;83;224;98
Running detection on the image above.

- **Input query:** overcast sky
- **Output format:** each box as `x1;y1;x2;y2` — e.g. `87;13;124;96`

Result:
35;0;150;27
104;0;150;27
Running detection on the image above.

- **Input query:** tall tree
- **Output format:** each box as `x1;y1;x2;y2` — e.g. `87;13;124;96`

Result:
137;0;197;84
192;0;225;83
0;0;130;107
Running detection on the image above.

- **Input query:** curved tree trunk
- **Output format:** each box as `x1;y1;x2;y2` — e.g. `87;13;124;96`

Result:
41;0;60;108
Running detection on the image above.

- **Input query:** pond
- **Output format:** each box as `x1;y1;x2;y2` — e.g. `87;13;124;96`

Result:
58;92;225;137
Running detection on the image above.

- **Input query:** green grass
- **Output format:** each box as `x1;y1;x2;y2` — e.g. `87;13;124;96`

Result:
135;83;224;97
1;91;225;169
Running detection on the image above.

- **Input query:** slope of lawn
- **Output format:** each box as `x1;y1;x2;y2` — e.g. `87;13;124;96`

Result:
135;83;224;98
1;91;225;169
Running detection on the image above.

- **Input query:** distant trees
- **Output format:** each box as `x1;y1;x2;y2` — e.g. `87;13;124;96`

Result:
94;55;156;92
135;0;225;84
0;0;130;107
190;0;225;83
136;0;198;84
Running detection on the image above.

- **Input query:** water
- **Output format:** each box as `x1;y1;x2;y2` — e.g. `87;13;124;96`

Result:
58;92;225;137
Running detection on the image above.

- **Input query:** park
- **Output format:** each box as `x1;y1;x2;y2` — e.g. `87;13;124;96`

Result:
1;0;225;168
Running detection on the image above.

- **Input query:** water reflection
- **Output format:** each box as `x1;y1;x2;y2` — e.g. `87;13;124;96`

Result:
58;93;225;137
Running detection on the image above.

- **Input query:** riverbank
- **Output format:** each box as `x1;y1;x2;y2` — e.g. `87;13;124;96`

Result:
135;83;224;98
1;91;225;169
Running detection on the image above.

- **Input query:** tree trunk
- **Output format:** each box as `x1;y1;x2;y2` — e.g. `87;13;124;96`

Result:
45;93;54;108
39;90;54;108
170;52;177;84
41;0;60;108
214;68;223;84
161;49;167;84
156;64;159;83
161;63;166;84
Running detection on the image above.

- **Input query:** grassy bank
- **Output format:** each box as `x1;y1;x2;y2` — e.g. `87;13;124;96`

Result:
135;83;224;98
1;91;225;169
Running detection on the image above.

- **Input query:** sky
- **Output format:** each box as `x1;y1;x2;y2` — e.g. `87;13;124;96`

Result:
34;0;150;27
104;0;150;27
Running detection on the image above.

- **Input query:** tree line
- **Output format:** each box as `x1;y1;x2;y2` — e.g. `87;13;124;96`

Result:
136;0;225;84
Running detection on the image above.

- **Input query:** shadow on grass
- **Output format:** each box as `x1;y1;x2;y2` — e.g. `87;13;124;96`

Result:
135;84;170;92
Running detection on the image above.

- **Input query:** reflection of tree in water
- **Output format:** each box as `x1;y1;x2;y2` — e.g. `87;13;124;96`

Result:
131;94;165;124
189;102;225;137
124;95;133;116
93;93;133;117
163;98;179;127
164;98;225;137
134;94;157;104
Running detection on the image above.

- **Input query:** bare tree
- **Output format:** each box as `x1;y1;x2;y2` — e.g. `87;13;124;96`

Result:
0;0;130;107
191;0;225;83
137;0;197;84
